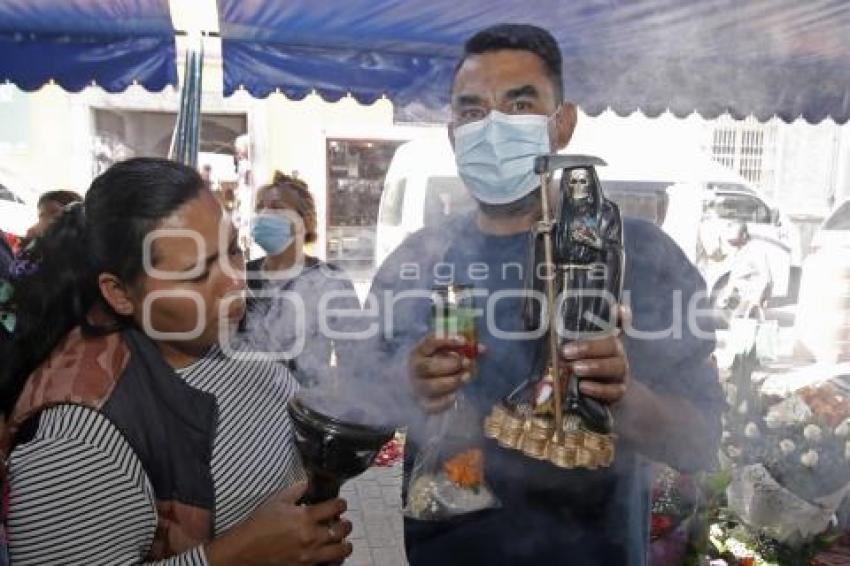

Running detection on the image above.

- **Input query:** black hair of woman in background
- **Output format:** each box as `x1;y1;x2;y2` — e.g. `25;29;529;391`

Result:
24;189;83;241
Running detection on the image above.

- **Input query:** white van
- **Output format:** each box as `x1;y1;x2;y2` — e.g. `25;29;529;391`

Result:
793;199;850;362
375;135;474;267
597;159;802;303
375;136;801;303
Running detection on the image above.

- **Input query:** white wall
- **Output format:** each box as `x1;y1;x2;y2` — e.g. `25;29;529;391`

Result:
835;123;850;205
773;119;845;215
570;109;711;172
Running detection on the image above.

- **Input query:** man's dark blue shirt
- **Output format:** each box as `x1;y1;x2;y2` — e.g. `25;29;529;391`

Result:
367;213;723;566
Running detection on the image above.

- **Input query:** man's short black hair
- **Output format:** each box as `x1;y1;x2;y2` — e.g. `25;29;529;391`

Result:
454;23;564;103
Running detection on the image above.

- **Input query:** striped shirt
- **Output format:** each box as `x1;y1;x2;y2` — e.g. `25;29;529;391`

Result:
7;346;304;565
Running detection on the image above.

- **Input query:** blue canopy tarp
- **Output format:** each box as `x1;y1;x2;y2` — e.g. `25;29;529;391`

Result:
219;0;850;124
0;0;177;92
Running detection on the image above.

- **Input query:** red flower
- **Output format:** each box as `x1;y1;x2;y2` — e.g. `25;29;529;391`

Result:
3;231;20;255
651;514;674;538
373;438;403;467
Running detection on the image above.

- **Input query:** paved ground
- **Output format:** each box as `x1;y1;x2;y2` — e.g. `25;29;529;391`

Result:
341;464;409;566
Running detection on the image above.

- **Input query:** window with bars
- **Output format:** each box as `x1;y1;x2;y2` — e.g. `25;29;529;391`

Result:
711;125;767;185
739;129;764;184
712;129;736;169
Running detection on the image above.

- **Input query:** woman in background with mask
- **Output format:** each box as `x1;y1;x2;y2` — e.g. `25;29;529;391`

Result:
245;172;360;386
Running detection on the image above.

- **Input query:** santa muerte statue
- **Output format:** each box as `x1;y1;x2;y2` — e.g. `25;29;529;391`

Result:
484;155;625;469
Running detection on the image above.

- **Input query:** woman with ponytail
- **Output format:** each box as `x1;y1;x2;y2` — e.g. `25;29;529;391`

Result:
0;158;353;565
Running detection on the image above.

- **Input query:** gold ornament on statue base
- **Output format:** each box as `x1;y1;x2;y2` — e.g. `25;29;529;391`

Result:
483;368;616;470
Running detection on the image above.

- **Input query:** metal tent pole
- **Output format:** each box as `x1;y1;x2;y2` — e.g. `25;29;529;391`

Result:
169;31;203;167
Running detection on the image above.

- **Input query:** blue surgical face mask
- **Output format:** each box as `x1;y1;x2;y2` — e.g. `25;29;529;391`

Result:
454;110;554;205
251;212;293;255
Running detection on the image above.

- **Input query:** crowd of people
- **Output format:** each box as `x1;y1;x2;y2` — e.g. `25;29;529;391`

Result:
0;24;722;566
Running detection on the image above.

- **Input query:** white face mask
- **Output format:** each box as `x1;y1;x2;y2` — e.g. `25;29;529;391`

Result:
453;110;554;205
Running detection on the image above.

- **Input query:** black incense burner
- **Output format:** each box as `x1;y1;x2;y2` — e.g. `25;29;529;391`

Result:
287;393;396;505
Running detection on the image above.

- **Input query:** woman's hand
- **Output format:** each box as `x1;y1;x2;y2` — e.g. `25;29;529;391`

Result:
206;482;353;565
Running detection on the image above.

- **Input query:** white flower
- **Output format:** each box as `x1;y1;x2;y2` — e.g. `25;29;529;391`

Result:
764;397;813;430
835;419;850;438
803;424;823;444
744;422;760;439
800;450;819;468
779;439;796;455
710;524;724;539
765;412;782;430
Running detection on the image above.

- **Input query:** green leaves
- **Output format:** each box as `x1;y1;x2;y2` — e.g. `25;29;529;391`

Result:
0;311;15;333
0;280;12;304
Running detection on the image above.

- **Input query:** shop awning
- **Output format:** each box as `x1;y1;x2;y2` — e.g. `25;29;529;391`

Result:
0;0;178;93
218;0;850;124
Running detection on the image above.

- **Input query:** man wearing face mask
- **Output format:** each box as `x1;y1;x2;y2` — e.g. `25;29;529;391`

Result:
365;24;723;565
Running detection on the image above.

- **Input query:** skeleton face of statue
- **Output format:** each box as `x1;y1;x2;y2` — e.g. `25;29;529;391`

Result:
569;169;590;199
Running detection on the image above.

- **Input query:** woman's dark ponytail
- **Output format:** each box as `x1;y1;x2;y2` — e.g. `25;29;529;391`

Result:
0;203;96;413
0;158;203;414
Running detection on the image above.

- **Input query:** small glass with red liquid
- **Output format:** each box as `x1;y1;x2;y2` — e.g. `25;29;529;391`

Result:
431;284;479;375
